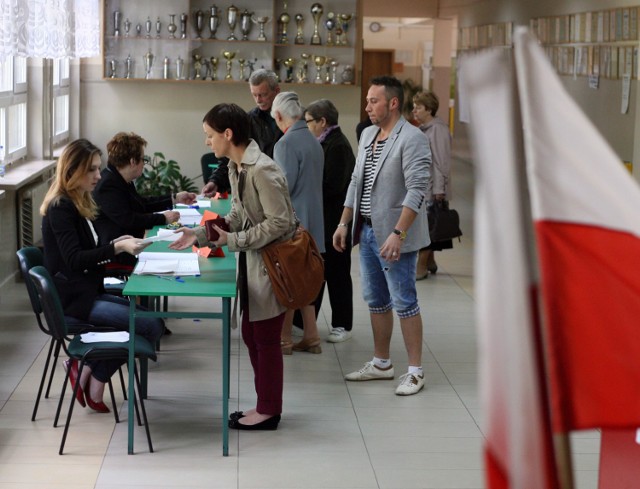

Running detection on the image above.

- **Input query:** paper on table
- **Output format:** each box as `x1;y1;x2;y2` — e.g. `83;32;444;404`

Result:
80;331;130;343
104;277;124;285
142;229;183;243
133;251;200;275
175;200;212;208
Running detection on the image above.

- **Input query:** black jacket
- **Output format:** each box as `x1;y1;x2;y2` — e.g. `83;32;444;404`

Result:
93;165;173;266
42;196;117;319
321;127;356;243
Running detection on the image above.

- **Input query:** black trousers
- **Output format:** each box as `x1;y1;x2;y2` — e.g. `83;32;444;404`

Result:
293;243;353;331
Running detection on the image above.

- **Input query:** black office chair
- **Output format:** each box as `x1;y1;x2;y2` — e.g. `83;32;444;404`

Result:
29;265;155;455
201;152;229;186
16;247;128;421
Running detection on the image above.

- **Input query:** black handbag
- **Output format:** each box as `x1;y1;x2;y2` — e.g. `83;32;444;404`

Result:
428;200;462;242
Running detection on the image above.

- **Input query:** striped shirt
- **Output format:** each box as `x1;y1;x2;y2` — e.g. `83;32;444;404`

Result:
359;138;387;218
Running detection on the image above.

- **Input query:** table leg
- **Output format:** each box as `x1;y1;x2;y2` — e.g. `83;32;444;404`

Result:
128;296;137;454
222;297;230;456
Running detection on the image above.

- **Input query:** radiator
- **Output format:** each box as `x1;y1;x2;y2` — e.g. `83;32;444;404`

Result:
17;174;52;248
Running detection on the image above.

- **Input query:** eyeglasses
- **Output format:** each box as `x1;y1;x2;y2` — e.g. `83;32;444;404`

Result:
305;118;319;125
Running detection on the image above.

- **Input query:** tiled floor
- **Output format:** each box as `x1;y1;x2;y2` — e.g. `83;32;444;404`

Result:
0;145;600;488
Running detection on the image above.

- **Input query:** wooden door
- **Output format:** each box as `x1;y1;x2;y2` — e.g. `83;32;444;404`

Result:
360;49;395;121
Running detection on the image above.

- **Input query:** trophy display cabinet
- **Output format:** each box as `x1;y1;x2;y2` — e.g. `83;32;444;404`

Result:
102;0;362;86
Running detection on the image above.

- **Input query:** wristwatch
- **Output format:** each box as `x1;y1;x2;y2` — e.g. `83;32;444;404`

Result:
393;228;407;241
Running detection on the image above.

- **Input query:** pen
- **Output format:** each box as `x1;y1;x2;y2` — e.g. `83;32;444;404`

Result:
189;205;200;209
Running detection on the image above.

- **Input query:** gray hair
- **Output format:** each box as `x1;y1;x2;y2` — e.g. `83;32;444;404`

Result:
271;91;303;121
249;69;279;90
305;99;339;126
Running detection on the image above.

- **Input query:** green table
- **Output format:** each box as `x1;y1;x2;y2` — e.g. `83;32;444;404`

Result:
123;198;236;455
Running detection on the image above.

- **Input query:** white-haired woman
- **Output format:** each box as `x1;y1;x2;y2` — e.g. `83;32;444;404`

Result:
271;91;325;354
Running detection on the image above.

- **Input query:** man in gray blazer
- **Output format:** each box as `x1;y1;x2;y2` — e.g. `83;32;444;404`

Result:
333;75;431;396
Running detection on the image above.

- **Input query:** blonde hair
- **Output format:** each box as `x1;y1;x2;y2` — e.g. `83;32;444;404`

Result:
40;139;102;219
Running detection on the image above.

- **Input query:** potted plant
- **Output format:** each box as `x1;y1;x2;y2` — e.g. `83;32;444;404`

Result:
135;151;198;197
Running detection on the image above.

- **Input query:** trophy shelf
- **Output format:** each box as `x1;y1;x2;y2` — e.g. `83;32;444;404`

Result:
102;0;361;85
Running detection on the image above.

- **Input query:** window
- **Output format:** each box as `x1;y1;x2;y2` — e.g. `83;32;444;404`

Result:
52;58;70;146
0;56;28;163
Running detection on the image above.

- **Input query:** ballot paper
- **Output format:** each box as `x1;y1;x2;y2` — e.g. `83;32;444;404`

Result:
175;199;212;208
142;229;183;243
176;208;202;226
80;331;130;343
133;251;200;275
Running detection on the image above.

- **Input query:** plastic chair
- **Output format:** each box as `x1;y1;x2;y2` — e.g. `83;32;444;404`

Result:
16;247;128;421
28;265;155;455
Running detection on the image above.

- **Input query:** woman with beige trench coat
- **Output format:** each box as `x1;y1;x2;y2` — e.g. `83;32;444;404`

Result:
171;103;297;431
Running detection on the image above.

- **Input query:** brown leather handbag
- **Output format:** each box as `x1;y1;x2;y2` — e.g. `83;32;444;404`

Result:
261;226;324;310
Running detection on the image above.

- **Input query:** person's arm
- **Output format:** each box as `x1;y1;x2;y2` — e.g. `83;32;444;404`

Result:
430;123;451;199
323;136;356;202
332;206;353;252
95;179;166;232
273;138;300;192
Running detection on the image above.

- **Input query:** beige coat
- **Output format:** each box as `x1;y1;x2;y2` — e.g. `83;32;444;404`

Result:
195;140;297;322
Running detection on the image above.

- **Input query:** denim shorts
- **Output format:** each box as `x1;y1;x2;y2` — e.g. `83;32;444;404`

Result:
359;224;420;318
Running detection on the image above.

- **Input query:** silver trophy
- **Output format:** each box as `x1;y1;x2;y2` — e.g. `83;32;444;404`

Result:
113;10;121;36
253;16;270;41
167;14;177;39
135;23;142;37
180;13;188;39
329;59;339;84
156;17;162;38
240;9;253;41
176;56;184;80
124;18;131;37
227;5;238;41
125;54;132;79
163;56;170;79
310;3;323;45
109;59;117;78
145;17;152;38
209;5;220;39
194;10;205;39
143;51;154;79
294;14;304;44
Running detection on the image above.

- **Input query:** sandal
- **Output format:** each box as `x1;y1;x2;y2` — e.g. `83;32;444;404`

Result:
281;340;293;356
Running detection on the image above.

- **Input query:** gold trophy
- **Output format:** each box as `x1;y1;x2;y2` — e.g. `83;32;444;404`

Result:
278;1;291;44
210;57;218;80
294;14;305;44
313;56;326;83
223;50;236;79
310;3;323;45
283;57;296;83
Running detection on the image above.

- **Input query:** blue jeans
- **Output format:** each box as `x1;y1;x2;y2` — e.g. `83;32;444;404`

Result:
85;294;164;383
359;224;420;318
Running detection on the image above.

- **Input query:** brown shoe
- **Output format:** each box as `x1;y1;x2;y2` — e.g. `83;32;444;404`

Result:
292;337;322;354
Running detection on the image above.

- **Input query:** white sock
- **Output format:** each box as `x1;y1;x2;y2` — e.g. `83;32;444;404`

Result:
408;366;423;377
373;357;391;369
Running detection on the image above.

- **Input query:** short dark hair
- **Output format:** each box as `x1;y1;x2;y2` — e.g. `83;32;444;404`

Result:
370;75;403;109
305;99;339;126
203;103;251;146
107;132;147;169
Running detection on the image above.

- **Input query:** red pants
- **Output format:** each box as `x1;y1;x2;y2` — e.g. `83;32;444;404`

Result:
241;311;285;415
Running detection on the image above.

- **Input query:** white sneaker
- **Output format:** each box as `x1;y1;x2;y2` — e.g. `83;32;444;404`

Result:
327;327;352;343
345;361;394;381
395;372;425;396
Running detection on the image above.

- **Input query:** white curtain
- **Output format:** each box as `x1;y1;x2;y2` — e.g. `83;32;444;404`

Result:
0;0;99;58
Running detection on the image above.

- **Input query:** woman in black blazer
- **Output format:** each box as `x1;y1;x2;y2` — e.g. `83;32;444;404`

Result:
93;132;196;268
40;139;164;413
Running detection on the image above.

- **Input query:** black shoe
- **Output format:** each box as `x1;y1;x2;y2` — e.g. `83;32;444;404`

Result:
228;414;280;431
164;326;173;336
229;410;244;421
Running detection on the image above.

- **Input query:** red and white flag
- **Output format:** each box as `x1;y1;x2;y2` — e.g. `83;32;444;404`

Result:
461;45;559;488
514;27;640;433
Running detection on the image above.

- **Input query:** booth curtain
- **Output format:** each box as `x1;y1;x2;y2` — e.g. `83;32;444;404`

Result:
0;0;99;58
